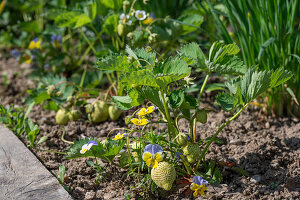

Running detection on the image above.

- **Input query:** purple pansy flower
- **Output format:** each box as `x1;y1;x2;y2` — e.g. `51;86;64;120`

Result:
175;152;183;160
192;176;208;186
11;50;20;59
51;35;62;48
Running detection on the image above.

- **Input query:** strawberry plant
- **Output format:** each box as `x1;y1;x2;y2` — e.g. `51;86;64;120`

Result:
66;41;292;197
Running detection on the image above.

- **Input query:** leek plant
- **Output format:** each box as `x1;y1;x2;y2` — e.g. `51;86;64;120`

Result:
205;0;300;116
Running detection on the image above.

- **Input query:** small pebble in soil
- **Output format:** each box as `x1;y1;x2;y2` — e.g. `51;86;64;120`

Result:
229;139;243;145
250;175;262;184
85;191;96;200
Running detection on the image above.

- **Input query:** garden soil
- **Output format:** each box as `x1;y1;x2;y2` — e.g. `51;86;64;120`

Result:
1;58;299;200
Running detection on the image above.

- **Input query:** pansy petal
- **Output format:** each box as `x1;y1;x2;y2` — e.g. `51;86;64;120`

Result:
193;176;205;186
154;152;163;162
138;108;147;116
145;158;153;167
152;159;159;168
145;106;155;114
139;119;149;125
193;190;199;197
131;118;139;125
144;144;163;155
199;185;207;196
190;183;199;191
142;152;152;161
80;148;87;154
88;141;98;146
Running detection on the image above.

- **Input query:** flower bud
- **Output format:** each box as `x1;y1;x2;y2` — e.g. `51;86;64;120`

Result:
47;85;56;96
117;23;125;36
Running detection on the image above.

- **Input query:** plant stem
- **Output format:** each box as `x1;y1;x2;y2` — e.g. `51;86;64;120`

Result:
192;74;210;141
34;147;66;155
160;89;177;139
61;126;74;144
197;74;210;103
195;103;248;171
80;65;87;87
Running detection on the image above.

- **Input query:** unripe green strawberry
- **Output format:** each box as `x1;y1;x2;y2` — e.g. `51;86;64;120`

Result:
68;109;81;121
196;109;207;124
55;108;69;125
85;104;94;114
175;132;189;146
117;23;125;36
151;162;176;191
183;143;201;163
108;104;122;121
91;101;109;123
186;155;196;164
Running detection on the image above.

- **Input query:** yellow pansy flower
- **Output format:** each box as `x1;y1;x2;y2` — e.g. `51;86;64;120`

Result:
112;133;129;140
28;38;42;50
190;176;208;197
131;118;149;126
142;144;164;168
138;106;156;116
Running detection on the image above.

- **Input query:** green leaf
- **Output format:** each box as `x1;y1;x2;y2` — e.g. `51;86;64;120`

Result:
121;69;159;88
101;0;122;10
135;48;156;66
179;14;203;35
19;21;41;33
169;89;184;108
58;165;66;184
112;96;133;110
74;14;91;28
269;68;292;88
125;45;138;60
128;89;144;107
216;93;235;111
207;41;246;75
97;55;130;72
138;86;165;115
241;69;271;102
154;57;191;88
55;11;81;28
37;136;48;145
178;42;206;68
34;92;50;104
102;14;118;36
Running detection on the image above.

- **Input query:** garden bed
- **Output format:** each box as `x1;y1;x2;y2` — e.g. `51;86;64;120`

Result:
1;58;299;199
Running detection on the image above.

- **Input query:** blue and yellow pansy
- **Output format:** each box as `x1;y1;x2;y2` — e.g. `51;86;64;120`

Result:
190;176;208;197
142;144;164;168
80;141;98;154
28;38;42;50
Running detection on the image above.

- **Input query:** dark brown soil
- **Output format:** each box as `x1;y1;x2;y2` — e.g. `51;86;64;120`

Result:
1;58;299;200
